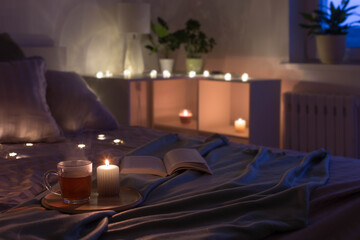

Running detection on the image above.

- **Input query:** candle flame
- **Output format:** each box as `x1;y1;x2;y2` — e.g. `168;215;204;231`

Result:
105;159;109;167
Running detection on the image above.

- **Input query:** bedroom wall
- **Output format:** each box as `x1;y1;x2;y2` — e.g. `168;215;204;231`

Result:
1;0;360;148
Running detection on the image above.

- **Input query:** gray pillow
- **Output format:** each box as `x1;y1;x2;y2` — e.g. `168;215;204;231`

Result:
45;70;119;132
0;57;62;143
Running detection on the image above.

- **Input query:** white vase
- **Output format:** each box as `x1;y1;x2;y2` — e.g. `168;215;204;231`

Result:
159;58;174;73
186;58;203;73
315;35;346;64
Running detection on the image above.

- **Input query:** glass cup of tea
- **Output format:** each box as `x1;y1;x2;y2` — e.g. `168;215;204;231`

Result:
43;160;92;204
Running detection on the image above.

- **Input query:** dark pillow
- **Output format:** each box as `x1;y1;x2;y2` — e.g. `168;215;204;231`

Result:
0;33;25;61
0;57;63;143
45;70;119;132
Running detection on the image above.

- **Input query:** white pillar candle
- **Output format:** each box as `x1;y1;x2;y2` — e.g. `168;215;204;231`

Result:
97;159;120;197
234;118;246;132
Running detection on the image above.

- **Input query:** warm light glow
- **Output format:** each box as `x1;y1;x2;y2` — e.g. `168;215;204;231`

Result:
113;139;124;145
234;118;246;133
78;144;86;149
9;152;17;157
150;70;157;78
25;143;33;147
203;70;210;77
241;73;249;82
105;159;110;167
105;70;113;77
96;71;104;79
124;69;131;78
189;71;196;78
97;134;106;140
163;70;171;78
179;109;192;117
224;73;232;81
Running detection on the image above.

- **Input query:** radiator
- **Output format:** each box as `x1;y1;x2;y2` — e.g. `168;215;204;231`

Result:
284;92;360;158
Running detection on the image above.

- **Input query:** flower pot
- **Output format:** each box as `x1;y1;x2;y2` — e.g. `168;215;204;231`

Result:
186;58;203;73
315;35;346;64
159;58;174;73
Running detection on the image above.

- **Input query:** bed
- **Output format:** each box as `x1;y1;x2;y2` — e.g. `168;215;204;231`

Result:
1;39;360;240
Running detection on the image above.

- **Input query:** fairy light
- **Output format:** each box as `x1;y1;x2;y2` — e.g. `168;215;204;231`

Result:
189;71;196;78
96;71;104;79
224;73;232;81
241;73;249;82
203;70;210;77
77;144;86;149
113;139;124;145
97;134;106;140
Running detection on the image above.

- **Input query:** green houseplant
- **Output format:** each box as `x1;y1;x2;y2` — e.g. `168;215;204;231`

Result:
146;17;181;73
300;0;360;64
177;19;216;73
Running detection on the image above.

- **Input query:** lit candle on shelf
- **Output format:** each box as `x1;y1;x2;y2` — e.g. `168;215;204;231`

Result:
96;71;104;79
163;70;171;78
241;73;249;82
234;118;246;133
97;159;120;197
123;69;131;78
224;73;232;81
25;143;34;147
150;70;157;78
97;134;106;140
189;71;196;78
203;70;210;77
179;109;193;124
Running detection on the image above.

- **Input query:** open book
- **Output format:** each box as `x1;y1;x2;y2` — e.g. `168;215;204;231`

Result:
120;148;212;177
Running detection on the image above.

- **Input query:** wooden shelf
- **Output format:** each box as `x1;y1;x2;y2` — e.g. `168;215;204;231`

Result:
84;75;281;148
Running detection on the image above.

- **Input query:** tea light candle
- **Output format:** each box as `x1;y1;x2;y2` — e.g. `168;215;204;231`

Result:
97;159;120;197
189;71;196;78
234;118;246;132
179;109;193;124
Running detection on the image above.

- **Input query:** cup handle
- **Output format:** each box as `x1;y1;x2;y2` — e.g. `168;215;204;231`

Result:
43;170;61;196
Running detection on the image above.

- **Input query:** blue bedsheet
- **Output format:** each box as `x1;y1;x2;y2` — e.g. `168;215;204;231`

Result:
0;133;330;240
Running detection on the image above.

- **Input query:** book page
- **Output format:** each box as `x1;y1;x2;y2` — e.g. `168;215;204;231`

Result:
163;148;212;175
120;156;167;177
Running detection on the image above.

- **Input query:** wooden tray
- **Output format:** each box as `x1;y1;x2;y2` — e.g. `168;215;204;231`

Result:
41;187;142;214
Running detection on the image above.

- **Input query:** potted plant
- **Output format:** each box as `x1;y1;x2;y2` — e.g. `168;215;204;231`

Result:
300;0;360;64
146;17;181;73
177;19;216;73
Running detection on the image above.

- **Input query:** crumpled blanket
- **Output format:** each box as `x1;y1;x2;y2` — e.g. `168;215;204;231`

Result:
0;133;330;240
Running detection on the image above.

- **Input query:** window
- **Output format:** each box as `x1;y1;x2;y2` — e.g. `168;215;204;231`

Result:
321;0;360;48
